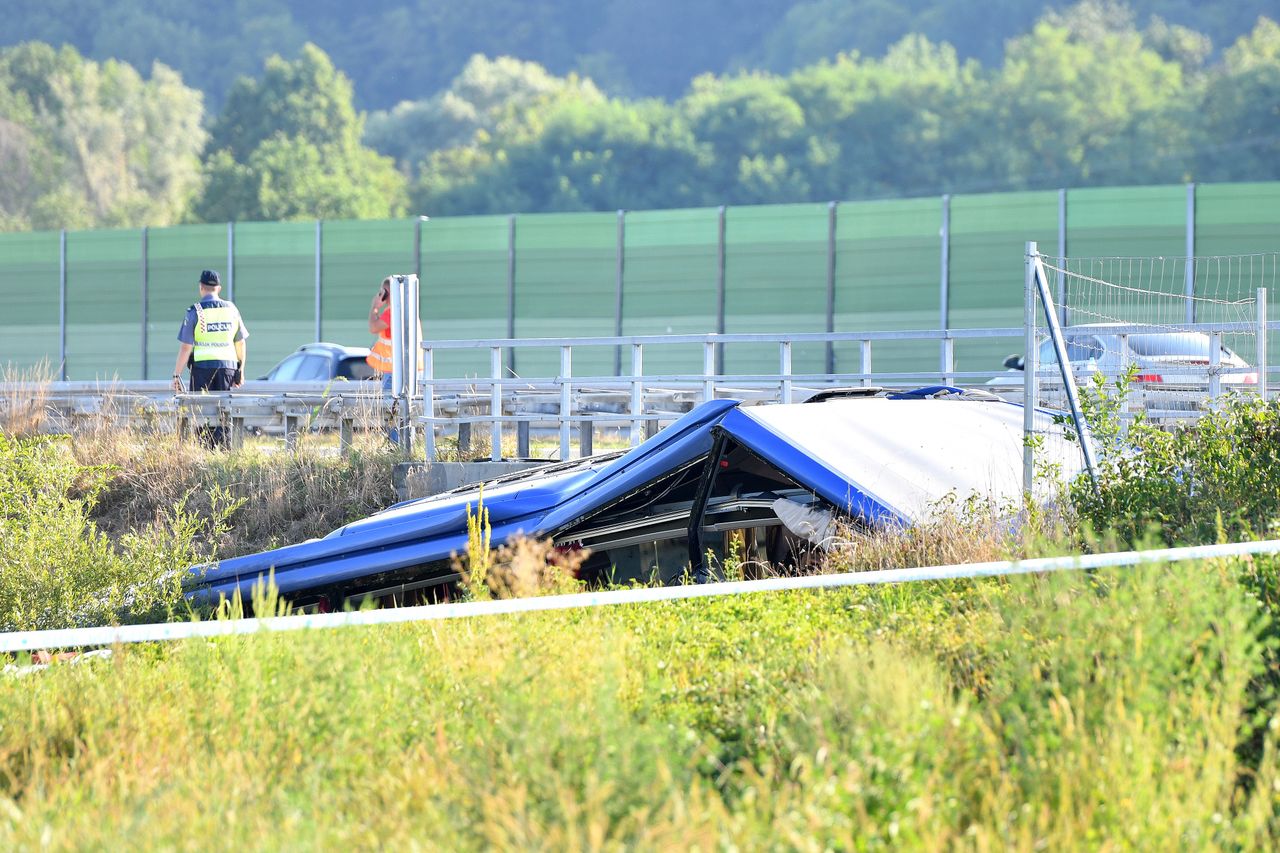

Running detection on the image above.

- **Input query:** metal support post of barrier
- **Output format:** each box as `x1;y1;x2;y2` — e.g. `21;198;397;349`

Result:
779;341;793;403
490;346;503;462
1186;183;1197;325
285;414;301;451
314;220;323;342
339;415;353;453
1209;332;1222;404
1023;242;1039;495
860;340;872;387
59;229;67;380
517;421;530;458
230;416;246;451
140;227;149;380
579;418;593;457
939;194;951;382
422;346;435;461
942;337;955;386
630;344;644;447
703;341;716;402
715;206;727;375
825;201;837;375
459;422;472;455
1258;288;1269;401
559;346;573;461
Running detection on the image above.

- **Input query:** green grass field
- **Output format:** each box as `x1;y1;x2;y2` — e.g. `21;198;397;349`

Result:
4;562;1279;850
6;388;1280;848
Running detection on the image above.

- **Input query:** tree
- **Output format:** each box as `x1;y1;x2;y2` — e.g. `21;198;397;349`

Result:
0;42;206;230
195;44;408;222
1192;17;1280;181
365;55;602;172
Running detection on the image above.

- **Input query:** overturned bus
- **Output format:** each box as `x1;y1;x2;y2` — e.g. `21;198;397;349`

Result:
185;387;1084;609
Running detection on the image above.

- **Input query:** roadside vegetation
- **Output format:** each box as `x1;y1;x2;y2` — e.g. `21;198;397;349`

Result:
5;386;1280;845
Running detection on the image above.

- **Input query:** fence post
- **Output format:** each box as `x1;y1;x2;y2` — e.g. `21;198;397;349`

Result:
1209;331;1222;404
314;220;323;342
491;345;503;462
614;209;625;376
779;340;793;403
1024;241;1039;495
226;222;235;301
703;339;716;403
826;201;837;375
940;194;950;382
1258;288;1269;401
559;345;573;461
422;346;436;461
1186;183;1196;324
860;340;872;387
1057;188;1067;327
506;214;517;375
942;337;955;386
140;226;149;380
630;344;644;447
715;205;726;374
59;229;67;380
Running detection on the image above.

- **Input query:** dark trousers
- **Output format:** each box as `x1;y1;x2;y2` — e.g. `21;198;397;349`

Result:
190;365;237;448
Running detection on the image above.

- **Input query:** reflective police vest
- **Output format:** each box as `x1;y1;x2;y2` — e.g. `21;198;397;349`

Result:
192;302;241;363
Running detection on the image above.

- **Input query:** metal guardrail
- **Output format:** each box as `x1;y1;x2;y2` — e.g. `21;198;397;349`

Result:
7;325;1277;459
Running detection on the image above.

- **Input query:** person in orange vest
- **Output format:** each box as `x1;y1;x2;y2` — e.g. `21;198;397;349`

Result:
366;276;394;377
367;277;398;443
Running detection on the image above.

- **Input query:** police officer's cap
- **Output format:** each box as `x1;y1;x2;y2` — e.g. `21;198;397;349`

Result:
199;269;221;286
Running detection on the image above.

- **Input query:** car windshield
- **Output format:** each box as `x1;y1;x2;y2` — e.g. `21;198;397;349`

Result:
1038;336;1103;364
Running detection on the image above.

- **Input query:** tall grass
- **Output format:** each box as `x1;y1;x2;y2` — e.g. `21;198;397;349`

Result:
1;562;1276;849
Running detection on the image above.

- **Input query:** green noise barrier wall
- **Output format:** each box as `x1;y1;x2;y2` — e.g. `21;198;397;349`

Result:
2;182;1278;383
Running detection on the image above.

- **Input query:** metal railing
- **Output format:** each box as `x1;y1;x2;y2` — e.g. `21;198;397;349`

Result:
8;323;1277;460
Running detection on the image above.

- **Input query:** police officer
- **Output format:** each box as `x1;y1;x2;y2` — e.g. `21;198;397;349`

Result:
172;269;248;445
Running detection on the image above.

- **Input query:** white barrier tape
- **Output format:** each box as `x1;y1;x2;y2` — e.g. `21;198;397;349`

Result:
3;538;1279;653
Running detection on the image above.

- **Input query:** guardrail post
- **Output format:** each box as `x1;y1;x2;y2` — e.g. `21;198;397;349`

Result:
490;346;503;462
579;417;593;457
230;415;246;451
779;341;792;403
860;340;872;387
517;421;530;458
339;413;353;454
285;413;301;451
703;339;716;402
630;343;644;447
560;345;573;461
942;337;955;386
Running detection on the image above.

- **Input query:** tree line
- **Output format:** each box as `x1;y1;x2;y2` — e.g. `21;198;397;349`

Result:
0;2;1277;230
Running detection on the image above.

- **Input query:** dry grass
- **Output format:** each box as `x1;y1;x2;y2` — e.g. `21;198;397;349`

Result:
0;361;54;436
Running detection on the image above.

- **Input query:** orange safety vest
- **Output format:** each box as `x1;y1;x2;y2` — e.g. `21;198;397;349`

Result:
367;308;424;375
367;323;394;375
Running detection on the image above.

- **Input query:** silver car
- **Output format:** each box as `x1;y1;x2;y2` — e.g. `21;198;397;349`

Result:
992;323;1257;410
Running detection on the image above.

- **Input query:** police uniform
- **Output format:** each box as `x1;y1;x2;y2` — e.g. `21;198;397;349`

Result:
177;294;248;392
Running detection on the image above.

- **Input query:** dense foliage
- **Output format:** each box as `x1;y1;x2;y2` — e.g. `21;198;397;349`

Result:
2;0;1273;106
0;1;1277;227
